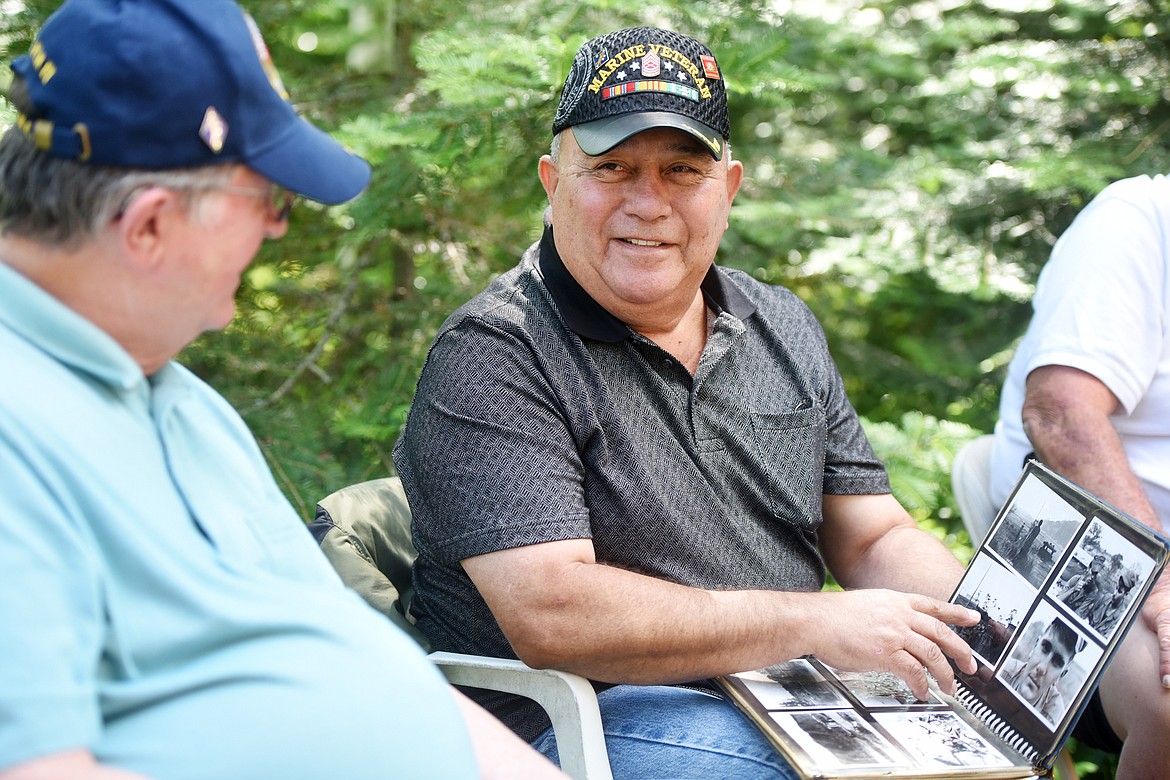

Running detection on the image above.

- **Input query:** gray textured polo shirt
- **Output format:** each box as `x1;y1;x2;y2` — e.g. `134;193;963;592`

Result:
393;226;891;741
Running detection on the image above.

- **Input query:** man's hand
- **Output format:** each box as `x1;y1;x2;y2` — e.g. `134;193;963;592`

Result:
803;590;979;701
1141;571;1170;688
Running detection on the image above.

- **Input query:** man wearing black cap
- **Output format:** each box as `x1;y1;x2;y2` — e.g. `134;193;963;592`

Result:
0;1;566;778
396;27;981;777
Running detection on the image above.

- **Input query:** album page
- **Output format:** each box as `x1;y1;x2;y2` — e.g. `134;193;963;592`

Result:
717;462;1170;779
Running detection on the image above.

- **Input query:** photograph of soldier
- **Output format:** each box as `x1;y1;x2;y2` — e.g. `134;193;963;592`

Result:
1054;515;1156;640
986;474;1082;589
997;603;1099;729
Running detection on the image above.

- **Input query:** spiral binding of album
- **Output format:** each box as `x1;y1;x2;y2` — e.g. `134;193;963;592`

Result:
953;686;1041;768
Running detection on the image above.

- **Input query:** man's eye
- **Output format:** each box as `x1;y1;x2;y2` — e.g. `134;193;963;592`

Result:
1040;640;1052;653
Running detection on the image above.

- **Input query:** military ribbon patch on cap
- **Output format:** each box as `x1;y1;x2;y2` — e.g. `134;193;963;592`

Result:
602;80;700;103
700;55;720;80
199;106;228;153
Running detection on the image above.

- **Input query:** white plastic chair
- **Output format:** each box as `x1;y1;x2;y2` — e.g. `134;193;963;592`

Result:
951;435;1079;780
952;433;999;546
311;477;613;780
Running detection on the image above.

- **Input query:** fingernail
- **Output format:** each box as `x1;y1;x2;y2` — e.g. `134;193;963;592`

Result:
1162;675;1170;689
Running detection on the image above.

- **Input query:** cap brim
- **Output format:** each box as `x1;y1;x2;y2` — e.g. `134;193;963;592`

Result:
246;117;371;205
572;112;723;159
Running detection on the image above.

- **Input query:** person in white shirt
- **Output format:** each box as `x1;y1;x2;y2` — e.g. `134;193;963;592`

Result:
991;173;1170;777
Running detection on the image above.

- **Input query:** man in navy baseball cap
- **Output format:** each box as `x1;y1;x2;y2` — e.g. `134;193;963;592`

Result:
0;2;568;778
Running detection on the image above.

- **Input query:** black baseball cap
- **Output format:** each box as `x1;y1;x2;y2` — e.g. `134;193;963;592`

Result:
9;0;370;204
552;27;729;159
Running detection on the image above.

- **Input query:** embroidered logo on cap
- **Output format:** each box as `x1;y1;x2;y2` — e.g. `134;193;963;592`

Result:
642;50;661;77
243;12;289;100
587;42;717;103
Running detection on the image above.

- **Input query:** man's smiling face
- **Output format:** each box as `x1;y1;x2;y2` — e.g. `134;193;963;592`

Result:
539;126;742;329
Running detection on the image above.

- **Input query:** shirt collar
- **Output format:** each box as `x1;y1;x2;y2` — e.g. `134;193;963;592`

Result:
536;225;755;343
0;261;145;390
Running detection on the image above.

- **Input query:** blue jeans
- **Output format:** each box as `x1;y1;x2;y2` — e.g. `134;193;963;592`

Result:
530;684;798;780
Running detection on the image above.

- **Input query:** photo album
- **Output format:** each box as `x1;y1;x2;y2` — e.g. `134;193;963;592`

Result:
717;461;1170;779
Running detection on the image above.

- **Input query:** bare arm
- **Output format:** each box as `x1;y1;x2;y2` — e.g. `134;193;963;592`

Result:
462;494;977;700
819;493;968;600
1022;364;1170;686
454;689;568;779
1023;366;1161;528
0;751;151;780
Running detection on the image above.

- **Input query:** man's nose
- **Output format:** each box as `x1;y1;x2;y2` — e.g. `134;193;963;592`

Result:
624;172;672;220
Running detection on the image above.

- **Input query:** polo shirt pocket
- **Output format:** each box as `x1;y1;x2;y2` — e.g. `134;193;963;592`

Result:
751;406;826;531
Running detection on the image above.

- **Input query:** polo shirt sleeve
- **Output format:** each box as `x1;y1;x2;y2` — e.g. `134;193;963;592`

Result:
395;317;592;564
1022;184;1167;414
0;444;104;769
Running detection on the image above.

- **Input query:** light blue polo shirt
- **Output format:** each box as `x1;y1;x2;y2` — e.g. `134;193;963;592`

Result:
0;261;478;779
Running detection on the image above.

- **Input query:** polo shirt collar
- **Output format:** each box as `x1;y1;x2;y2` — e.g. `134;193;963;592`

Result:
537;225;755;343
0;261;145;391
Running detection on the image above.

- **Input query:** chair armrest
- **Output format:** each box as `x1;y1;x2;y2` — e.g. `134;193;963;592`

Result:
429;651;613;780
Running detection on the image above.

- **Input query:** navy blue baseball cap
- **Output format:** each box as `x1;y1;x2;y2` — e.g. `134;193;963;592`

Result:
9;0;370;204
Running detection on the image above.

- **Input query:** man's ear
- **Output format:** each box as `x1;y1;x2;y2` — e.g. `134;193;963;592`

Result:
116;187;179;270
725;158;744;203
538;155;559;203
723;158;744;230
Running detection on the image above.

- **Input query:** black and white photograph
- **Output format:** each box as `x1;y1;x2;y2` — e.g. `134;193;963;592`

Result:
769;710;901;769
1053;515;1157;640
827;667;940;707
732;658;851;710
996;601;1101;730
986;473;1083;589
871;711;1015;769
951;553;1035;667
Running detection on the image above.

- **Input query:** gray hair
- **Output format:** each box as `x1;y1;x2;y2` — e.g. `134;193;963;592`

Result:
0;126;236;247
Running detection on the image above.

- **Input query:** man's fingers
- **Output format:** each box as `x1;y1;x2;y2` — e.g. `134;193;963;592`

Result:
1157;611;1170;688
915;594;981;628
1140;584;1170;687
889;648;933;701
920;615;979;676
905;595;980;675
818;591;981;699
904;620;974;695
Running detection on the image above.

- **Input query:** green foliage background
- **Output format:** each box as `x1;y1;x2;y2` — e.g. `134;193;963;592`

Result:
4;2;1169;773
